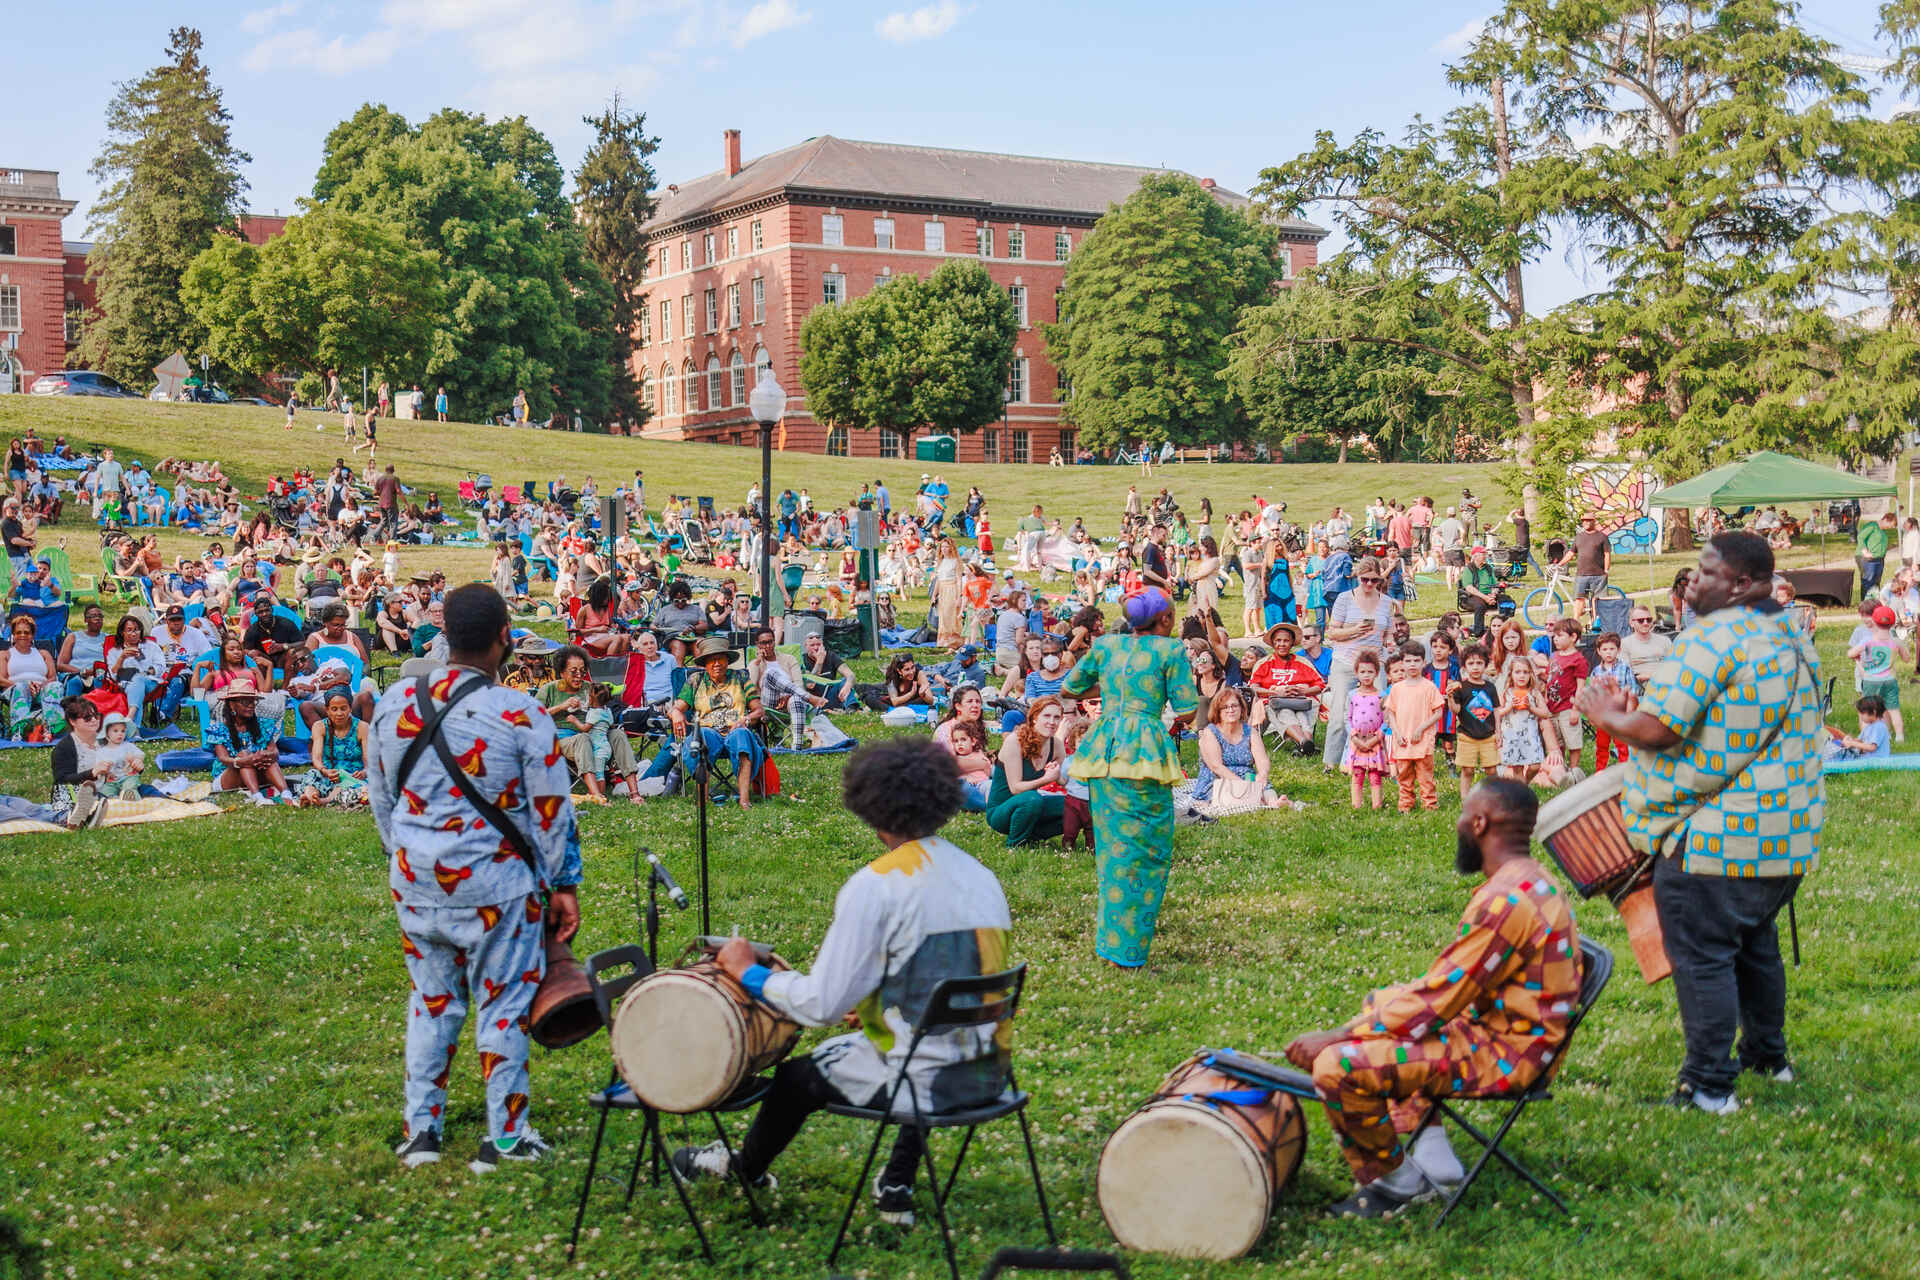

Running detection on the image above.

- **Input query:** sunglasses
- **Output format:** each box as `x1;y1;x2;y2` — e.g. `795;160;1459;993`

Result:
1631;616;1653;624
1358;576;1382;584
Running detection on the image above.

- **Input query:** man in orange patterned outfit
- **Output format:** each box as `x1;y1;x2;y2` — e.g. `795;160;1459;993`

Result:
1286;778;1583;1217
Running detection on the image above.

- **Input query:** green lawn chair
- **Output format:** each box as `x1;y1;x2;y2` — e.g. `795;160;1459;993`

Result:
99;546;148;607
43;546;93;604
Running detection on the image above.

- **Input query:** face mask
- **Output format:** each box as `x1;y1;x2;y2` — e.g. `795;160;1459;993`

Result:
1042;654;1060;672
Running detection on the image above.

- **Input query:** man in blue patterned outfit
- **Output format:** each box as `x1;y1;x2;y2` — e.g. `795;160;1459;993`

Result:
369;584;584;1172
1580;532;1823;1115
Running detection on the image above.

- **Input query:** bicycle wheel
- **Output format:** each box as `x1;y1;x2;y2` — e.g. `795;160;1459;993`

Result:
1522;583;1572;629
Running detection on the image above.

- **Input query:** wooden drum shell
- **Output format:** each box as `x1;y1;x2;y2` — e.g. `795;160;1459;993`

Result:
610;959;801;1113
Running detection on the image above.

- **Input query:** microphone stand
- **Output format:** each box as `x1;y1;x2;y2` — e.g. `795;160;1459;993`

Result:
691;732;712;937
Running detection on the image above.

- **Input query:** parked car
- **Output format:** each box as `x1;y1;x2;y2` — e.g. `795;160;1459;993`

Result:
31;370;139;397
148;384;234;404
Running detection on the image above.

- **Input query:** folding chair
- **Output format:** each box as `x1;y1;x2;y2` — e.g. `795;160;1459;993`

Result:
565;946;771;1263
1409;937;1614;1227
824;963;1056;1280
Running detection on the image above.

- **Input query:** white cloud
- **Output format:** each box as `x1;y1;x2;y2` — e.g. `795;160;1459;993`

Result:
378;0;532;35
467;4;597;73
733;0;810;48
241;26;396;76
240;1;302;35
1432;15;1486;55
876;1;964;43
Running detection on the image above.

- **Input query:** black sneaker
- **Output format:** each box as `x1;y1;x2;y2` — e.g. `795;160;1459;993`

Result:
394;1130;441;1168
669;1141;777;1190
1327;1184;1414;1219
873;1175;916;1227
1745;1059;1795;1083
469;1128;553;1173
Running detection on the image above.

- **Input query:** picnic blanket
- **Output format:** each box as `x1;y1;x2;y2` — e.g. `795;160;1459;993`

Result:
0;780;220;835
31;454;90;472
769;739;859;756
155;738;312;772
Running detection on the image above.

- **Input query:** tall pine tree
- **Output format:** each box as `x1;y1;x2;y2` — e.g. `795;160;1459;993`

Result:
573;95;660;430
81;27;249;387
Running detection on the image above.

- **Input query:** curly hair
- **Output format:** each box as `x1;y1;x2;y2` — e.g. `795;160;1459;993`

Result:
1016;696;1062;757
842;738;960;839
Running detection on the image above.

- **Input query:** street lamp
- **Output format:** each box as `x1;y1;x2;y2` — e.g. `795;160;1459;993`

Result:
749;374;788;632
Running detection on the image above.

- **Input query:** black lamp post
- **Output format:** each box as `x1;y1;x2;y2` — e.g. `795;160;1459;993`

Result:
749;375;788;632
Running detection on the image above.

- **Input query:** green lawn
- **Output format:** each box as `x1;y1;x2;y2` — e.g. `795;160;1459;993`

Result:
3;401;1919;1279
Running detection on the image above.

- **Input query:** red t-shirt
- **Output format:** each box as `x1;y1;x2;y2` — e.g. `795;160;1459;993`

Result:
1546;650;1589;714
1250;654;1325;695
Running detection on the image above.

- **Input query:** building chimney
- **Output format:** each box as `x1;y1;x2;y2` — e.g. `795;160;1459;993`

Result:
724;129;742;178
1199;177;1216;190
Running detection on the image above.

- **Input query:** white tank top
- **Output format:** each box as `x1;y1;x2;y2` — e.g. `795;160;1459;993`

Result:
7;643;50;683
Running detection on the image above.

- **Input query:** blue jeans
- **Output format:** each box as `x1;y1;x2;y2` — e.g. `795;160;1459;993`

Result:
959;778;991;812
156;674;190;722
644;727;767;786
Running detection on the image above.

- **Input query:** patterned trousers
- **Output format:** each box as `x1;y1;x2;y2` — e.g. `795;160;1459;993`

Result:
397;896;546;1143
1090;775;1175;968
1309;1022;1506;1184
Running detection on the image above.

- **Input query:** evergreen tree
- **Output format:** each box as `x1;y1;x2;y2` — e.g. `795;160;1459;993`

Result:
1045;174;1279;450
80;27;250;387
573;94;661;429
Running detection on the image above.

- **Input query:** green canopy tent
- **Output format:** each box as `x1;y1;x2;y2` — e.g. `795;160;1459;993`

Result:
1648;450;1896;589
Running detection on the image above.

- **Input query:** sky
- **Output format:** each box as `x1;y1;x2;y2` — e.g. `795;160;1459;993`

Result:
5;0;1906;312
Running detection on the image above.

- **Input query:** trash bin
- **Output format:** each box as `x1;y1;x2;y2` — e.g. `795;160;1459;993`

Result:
783;611;827;651
915;434;956;463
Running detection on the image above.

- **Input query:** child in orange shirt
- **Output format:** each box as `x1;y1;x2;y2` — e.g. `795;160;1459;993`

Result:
1384;647;1445;812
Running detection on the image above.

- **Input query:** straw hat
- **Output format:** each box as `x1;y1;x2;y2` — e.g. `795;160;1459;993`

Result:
687;635;739;666
1263;620;1301;647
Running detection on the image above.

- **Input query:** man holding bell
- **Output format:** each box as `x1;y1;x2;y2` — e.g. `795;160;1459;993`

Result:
369;583;584;1173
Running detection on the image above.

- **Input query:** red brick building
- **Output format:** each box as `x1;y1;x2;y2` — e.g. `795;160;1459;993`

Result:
0;169;78;392
635;133;1326;462
62;212;290;358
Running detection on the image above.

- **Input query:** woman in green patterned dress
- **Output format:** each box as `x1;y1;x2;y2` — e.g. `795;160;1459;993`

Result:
1061;588;1197;968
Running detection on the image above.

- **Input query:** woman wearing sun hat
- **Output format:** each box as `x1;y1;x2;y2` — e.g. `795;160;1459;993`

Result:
1060;587;1198;968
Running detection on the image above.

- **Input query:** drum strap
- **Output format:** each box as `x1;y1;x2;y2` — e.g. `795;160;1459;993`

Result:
1185;1088;1273;1108
390;674;541;884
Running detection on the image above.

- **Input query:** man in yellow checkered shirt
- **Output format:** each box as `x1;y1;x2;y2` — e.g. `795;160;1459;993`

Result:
1579;532;1823;1115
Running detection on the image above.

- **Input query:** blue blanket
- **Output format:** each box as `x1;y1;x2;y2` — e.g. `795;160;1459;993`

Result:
0;725;187;750
155;738;312;772
769;739;858;756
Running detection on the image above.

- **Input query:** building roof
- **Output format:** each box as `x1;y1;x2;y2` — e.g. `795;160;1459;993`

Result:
645;135;1328;238
64;240;93;257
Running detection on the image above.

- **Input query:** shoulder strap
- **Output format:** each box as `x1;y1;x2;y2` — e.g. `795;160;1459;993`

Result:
390;674;538;874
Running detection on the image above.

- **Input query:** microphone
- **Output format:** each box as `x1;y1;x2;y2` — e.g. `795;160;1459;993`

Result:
647;851;690;911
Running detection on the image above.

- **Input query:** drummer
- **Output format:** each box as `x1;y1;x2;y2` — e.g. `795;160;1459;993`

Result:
672;737;1014;1230
1283;779;1582;1218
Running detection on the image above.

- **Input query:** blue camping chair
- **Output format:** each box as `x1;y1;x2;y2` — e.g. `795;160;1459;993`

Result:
180;654;222;741
6;602;69;652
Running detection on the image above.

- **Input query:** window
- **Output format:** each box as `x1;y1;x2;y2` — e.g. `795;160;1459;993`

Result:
726;226;738;258
659;299;671;343
707;355;725;408
982;429;1000;464
1057;428;1076;458
64;298;83;346
1279;246;1295;280
826;425;849;457
703;232;715;264
1007;285;1028;328
751;276;765;324
976;227;992;257
681;240;692;271
704;287;718;333
924;221;945;254
641;374;655;413
822;273;846;305
0;227;15;256
1055;230;1071;261
659;246;670;275
1009;356;1028;403
0;285;19;331
683;361;699;413
751;219;763;250
873;217;894;249
879;428;904;459
726;283;741;328
753;345;771;388
1007;229;1024;259
821;213;843;246
661;363;675;415
638;305;651;346
730;350;746;404
1010;429;1030;464
681;294;693;335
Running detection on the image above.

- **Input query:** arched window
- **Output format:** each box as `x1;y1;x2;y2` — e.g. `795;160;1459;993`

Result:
730;351;747;405
641;374;655;414
752;345;771;389
683;360;699;413
660;363;674;415
706;354;725;409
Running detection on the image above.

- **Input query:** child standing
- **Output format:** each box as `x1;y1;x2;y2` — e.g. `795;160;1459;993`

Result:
1385;648;1445;812
1850;605;1910;743
92;713;149;798
1422;632;1460;769
1824;694;1891;762
1342;649;1389;809
1498;659;1561;784
1450;644;1501;798
576;683;619;802
1586;630;1640;767
1058;721;1095;850
1543;618;1589;775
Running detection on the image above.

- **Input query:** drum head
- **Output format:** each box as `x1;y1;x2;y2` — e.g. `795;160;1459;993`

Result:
1533;762;1629;843
1098;1101;1274;1260
611;971;747;1113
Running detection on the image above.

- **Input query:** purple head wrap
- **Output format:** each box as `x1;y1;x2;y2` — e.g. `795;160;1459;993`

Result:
1122;588;1172;629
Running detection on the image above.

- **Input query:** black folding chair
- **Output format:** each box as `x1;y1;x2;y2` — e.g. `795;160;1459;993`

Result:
565;946;771;1262
1410;937;1614;1226
824;964;1056;1280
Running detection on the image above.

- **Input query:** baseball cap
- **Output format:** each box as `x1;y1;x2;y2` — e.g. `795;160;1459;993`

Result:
163;604;185;620
957;645;981;661
1872;605;1896;628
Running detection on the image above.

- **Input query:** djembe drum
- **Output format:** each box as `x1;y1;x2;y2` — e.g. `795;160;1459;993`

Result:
610;949;801;1113
1534;765;1670;982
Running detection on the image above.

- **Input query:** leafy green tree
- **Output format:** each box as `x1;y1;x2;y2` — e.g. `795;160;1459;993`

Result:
798;262;1017;436
573;94;661;429
310;106;615;424
181;208;443;387
1498;0;1904;476
1045;174;1279;450
79;27;250;387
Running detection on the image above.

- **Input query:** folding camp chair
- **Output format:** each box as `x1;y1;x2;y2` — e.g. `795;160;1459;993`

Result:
824;963;1056;1280
1409;937;1614;1226
565;946;770;1263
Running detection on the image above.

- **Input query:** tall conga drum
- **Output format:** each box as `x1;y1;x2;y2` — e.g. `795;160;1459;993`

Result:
1534;765;1670;983
610;956;800;1113
1097;1053;1307;1259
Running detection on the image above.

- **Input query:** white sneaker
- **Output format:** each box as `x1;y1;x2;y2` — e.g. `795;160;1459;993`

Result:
1408;1125;1466;1192
1667;1084;1740;1115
